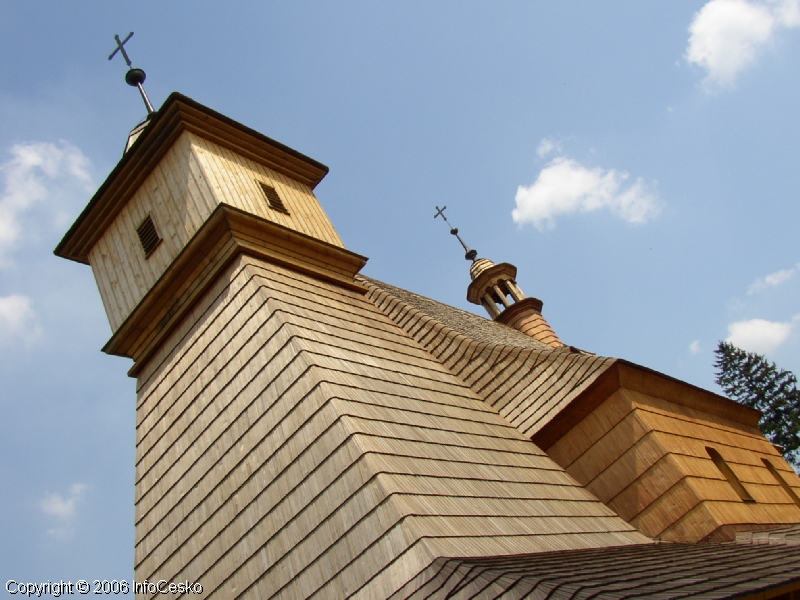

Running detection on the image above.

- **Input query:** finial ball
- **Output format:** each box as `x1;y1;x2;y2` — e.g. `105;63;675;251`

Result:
125;68;147;87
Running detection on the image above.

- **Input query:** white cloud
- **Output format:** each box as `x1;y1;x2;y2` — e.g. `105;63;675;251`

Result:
0;294;40;344
0;141;91;265
773;0;800;25
536;137;561;158
512;156;661;230
726;315;799;353
747;265;797;294
686;0;800;89
41;483;86;539
689;340;701;354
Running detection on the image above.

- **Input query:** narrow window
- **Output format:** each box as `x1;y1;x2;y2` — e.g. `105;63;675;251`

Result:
136;215;162;258
706;447;755;503
259;182;289;214
762;458;800;508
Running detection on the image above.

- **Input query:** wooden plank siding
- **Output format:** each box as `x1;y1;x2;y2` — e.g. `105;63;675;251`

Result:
545;385;800;542
191;135;344;248
88;131;343;334
132;256;649;600
89;132;217;331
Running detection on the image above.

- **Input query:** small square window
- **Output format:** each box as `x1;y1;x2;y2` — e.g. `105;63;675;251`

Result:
136;215;162;258
259;182;289;214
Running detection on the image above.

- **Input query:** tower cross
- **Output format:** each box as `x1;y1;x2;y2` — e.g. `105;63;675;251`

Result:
108;32;156;116
108;32;135;66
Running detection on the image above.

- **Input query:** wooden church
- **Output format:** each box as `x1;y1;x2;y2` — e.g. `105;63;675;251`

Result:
56;92;800;599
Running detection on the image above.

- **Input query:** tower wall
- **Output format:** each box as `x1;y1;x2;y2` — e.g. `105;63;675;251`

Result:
88;130;343;332
132;255;647;598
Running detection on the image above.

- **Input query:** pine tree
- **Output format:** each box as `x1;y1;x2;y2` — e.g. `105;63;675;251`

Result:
714;341;800;466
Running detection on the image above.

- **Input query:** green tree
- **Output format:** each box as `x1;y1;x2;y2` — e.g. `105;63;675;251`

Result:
714;341;800;466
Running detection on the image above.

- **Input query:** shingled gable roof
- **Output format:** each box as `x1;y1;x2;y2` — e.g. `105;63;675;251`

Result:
360;276;617;438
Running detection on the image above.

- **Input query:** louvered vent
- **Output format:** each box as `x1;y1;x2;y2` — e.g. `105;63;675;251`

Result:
136;215;162;258
259;182;289;214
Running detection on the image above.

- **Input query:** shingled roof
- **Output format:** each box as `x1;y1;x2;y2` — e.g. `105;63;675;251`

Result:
361;276;617;438
359;277;557;351
390;535;800;599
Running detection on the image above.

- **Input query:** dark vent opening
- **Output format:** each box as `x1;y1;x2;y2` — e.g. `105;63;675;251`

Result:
259;182;289;214
136;215;162;258
707;447;756;503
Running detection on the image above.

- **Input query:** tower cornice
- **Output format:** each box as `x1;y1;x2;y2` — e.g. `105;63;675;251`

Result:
103;203;367;377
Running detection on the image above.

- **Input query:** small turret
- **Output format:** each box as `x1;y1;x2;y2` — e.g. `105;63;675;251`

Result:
434;206;563;348
466;257;563;348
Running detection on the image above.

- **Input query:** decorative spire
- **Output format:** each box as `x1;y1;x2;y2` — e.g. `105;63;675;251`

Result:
109;32;156;116
434;205;478;261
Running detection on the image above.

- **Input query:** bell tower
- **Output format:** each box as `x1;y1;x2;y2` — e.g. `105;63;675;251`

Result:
55;93;360;374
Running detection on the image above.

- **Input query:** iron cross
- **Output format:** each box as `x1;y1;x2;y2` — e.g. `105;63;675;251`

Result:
434;205;477;261
108;31;156;116
109;32;135;66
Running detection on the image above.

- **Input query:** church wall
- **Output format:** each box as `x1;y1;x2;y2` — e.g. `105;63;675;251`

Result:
545;384;800;542
132;255;648;599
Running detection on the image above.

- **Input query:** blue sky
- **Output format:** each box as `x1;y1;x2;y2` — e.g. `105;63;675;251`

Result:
1;0;799;587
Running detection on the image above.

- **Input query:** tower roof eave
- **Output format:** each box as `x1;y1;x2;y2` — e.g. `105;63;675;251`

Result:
54;92;330;264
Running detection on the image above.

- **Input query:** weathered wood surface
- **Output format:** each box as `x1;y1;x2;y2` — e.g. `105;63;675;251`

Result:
362;278;800;545
495;297;564;348
362;278;614;439
388;543;800;600
100;204;367;375
546;385;800;542
191;134;343;248
133;256;648;600
88;130;343;334
55;93;331;264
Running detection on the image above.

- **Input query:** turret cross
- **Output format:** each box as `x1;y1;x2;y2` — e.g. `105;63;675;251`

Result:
434;205;477;262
